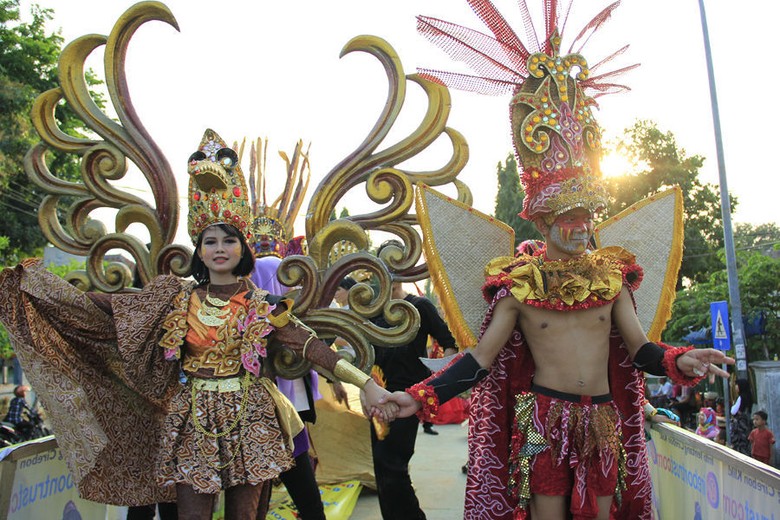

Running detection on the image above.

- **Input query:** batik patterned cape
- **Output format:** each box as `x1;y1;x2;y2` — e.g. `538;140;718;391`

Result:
0;259;180;505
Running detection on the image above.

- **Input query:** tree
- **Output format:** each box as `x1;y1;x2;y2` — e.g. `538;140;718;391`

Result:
603;120;735;284
734;222;780;255
494;153;540;249
0;0;103;265
663;243;780;361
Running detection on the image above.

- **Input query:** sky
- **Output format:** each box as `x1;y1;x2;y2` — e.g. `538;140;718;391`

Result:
18;0;780;247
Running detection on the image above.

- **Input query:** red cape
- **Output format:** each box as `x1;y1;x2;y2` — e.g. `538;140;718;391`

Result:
463;287;652;519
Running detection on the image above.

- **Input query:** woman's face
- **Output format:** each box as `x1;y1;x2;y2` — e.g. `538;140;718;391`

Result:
199;226;243;282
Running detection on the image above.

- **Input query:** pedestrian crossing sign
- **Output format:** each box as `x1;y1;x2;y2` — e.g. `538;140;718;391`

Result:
710;301;731;350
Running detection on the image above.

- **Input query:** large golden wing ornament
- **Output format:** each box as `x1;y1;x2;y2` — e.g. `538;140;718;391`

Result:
25;2;188;291
594;187;684;341
25;3;471;379
273;34;471;377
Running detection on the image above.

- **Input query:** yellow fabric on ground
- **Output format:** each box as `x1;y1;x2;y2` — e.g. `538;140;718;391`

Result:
267;480;362;519
308;375;375;488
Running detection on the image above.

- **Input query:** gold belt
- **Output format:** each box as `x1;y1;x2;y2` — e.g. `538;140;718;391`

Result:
191;376;243;393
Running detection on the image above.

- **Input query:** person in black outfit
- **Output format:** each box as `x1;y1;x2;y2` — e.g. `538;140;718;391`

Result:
368;253;457;520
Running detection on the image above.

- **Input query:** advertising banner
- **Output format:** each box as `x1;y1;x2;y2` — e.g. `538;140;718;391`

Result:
1;438;107;520
648;424;780;519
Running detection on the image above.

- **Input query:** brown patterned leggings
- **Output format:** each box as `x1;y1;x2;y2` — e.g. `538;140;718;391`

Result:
175;482;271;520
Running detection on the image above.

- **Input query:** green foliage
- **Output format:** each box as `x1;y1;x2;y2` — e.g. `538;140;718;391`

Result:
0;326;12;360
663;238;780;361
45;259;86;279
604;120;735;285
494;153;540;248
0;0;104;265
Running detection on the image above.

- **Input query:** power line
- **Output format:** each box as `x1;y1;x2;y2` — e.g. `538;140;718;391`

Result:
0;199;39;219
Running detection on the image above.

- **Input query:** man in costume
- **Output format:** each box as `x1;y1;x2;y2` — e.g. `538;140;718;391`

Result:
369;240;458;519
383;2;734;518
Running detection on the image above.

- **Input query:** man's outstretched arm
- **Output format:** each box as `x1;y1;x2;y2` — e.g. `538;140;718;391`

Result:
384;295;521;419
612;287;734;383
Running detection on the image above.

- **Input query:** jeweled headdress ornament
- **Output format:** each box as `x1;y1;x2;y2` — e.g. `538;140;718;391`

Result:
187;129;252;244
417;0;637;221
238;138;311;258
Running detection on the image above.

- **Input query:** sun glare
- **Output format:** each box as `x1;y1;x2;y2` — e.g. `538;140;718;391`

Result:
601;151;635;178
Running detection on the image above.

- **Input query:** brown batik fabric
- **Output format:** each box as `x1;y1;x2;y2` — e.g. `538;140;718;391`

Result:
158;378;295;494
0;260;180;505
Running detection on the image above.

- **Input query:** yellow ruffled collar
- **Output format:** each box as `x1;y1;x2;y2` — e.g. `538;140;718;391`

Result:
485;246;637;310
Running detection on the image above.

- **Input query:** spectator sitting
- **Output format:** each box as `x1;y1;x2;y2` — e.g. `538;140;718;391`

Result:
650;377;673;407
671;385;698;429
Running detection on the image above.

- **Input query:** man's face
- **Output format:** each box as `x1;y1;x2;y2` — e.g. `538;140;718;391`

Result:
547;208;595;256
334;286;349;306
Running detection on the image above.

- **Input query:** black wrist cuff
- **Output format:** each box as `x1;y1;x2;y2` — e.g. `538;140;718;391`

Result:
429;352;489;404
633;342;667;376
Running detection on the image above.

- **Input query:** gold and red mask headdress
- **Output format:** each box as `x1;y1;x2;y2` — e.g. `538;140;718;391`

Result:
416;0;637;221
187;129;252;244
237;138;311;258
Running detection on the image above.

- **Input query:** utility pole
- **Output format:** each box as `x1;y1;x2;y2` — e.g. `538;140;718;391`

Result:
697;0;748;380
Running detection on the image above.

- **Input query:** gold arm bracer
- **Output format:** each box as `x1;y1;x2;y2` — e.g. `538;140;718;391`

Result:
333;358;372;389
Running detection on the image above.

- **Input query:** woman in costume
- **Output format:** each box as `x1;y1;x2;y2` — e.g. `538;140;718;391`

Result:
0;129;389;520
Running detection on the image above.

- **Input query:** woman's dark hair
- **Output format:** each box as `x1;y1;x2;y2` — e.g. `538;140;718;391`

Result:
736;379;754;415
339;277;357;290
190;223;255;284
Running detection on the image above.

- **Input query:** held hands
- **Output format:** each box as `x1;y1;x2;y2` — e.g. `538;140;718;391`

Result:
360;381;399;423
379;391;422;419
676;348;735;383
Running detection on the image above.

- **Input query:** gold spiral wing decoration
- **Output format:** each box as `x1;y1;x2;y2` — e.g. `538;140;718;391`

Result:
269;249;419;379
303;36;469;278
272;36;471;378
25;2;183;291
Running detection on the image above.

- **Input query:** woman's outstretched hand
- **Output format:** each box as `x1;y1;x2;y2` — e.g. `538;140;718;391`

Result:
361;381;399;422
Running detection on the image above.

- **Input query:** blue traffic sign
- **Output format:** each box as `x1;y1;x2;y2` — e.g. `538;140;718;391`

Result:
710;301;731;351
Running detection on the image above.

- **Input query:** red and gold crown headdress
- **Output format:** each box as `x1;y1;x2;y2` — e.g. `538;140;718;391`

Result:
236;138;311;258
417;0;637;221
187;129;252;244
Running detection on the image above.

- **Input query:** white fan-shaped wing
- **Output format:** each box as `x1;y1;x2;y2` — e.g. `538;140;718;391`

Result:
594;187;684;341
415;184;515;347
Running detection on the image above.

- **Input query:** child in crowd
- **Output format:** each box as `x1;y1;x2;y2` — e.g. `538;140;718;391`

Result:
695;407;720;440
748;410;775;465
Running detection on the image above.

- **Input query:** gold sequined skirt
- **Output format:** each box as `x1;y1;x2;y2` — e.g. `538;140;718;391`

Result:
509;387;627;510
